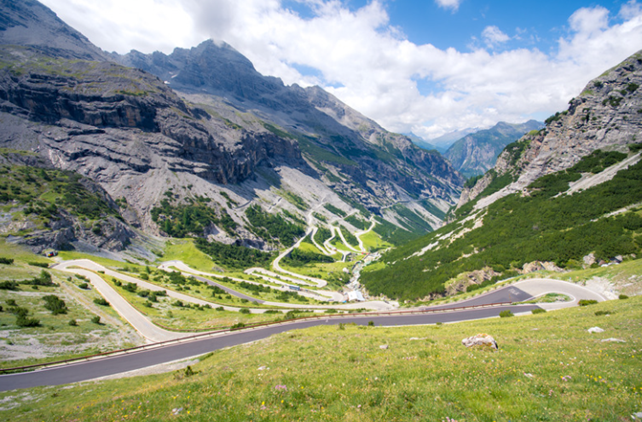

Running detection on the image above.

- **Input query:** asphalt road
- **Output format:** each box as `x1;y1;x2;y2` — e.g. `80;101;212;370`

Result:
0;304;540;392
190;274;266;303
420;284;534;310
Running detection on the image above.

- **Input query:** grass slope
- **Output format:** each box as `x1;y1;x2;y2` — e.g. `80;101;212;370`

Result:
363;151;642;301
1;297;640;420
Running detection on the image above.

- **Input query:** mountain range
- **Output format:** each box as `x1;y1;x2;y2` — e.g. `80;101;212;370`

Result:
0;0;463;258
443;120;544;178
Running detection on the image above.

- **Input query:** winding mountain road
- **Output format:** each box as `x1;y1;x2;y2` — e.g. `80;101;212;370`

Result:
0;277;606;391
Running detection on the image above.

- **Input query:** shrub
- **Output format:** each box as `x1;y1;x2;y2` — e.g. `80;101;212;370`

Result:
239;308;251;314
325;309;337;314
231;322;245;330
579;299;598;306
172;300;184;307
122;282;138;293
499;310;514;318
78;283;89;289
90;316;101;324
531;308;547;314
338;323;345;330
16;315;40;327
595;310;612;316
619;294;629;299
0;257;14;265
68;319;77;326
93;298;110;306
215;306;224;311
0;280;19;290
42;295;68;315
28;262;49;268
144;301;154;308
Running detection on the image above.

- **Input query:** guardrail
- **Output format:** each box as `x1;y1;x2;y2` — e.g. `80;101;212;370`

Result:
0;300;518;375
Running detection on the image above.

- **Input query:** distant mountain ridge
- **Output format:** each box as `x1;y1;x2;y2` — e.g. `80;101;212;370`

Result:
444;120;544;178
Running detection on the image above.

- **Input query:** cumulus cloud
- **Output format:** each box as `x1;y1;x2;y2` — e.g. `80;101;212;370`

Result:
434;0;462;12
41;0;642;140
482;26;510;47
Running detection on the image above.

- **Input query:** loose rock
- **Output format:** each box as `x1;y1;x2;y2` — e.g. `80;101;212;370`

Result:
588;327;605;333
461;333;498;350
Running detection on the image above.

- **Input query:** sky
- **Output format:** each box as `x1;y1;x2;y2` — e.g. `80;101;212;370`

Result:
41;0;642;143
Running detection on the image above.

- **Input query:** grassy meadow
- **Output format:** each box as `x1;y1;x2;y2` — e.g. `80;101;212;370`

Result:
1;295;640;421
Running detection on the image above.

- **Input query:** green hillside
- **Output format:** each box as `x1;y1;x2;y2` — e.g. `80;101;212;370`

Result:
1;296;640;421
361;147;642;301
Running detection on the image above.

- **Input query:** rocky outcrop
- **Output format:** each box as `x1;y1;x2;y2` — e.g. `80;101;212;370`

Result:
462;334;498;350
460;50;642;209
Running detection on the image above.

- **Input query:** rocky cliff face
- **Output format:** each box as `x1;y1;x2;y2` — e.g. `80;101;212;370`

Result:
117;40;464;206
444;120;543;178
0;0;108;61
0;0;464;256
459;50;642;210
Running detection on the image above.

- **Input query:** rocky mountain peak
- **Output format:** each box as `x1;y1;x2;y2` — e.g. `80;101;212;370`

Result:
0;0;108;61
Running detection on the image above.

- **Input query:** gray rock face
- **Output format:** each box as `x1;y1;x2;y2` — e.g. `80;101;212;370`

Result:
117;40;464;206
0;0;463;252
0;0;109;61
460;50;642;209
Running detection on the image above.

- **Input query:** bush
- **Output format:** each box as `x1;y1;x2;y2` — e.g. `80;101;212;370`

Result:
531;308;547;314
579;299;598;306
78;282;89;289
16;315;40;327
0;257;14;265
619;294;629;299
499;310;514;318
68;319;78;326
595;310;612;316
122;282;138;293
239;308;251;314
368;320;375;327
28;262;49;268
0;280;19;290
231;322;245;330
93;298;110;306
90;316;101;324
42;295;68;315
215;306;224;311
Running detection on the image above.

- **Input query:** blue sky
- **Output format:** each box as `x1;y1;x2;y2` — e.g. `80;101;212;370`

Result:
42;0;642;142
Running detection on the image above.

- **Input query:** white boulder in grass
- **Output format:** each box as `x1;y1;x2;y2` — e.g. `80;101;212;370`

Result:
588;327;605;333
462;333;498;350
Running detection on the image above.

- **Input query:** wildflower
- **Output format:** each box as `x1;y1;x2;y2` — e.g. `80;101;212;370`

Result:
274;385;288;391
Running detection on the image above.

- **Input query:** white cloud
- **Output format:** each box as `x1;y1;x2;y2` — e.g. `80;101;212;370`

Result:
41;0;642;140
434;0;462;11
482;26;510;47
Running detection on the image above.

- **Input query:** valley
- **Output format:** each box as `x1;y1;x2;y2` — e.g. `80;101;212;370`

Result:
0;1;641;420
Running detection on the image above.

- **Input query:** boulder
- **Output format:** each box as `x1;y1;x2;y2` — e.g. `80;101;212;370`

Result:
587;327;605;333
462;333;498;350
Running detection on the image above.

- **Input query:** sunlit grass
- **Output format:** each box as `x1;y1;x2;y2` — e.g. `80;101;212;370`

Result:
1;296;640;420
